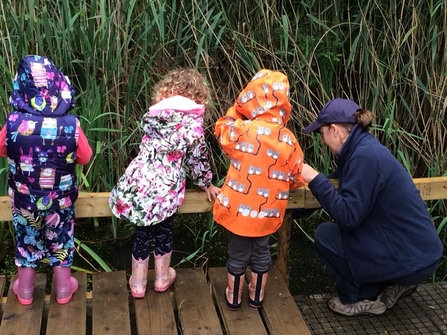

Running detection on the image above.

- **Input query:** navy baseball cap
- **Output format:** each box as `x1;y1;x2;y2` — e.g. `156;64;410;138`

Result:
304;98;362;133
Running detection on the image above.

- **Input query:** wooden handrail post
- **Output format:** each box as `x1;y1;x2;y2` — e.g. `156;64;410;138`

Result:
276;210;292;286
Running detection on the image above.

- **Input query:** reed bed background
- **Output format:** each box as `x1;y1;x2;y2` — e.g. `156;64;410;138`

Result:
0;0;446;282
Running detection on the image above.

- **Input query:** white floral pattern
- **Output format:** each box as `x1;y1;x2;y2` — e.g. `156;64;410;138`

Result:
109;97;213;226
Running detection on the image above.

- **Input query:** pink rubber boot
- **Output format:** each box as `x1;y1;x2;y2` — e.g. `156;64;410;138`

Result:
248;269;269;308
154;251;176;292
13;267;35;305
53;266;79;304
225;271;245;311
129;255;149;298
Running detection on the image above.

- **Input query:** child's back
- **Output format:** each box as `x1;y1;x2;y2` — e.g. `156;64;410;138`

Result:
213;69;304;311
214;69;304;237
6;55;83;211
109;68;220;298
109;86;215;226
0;55;92;306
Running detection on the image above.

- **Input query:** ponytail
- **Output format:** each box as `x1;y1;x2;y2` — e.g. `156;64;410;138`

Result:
354;109;374;131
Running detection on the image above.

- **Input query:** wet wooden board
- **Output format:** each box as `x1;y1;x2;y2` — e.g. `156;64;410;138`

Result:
208;267;268;335
133;270;177;335
248;266;312;335
92;271;131;335
46;272;87;335
0;273;46;335
175;268;223;335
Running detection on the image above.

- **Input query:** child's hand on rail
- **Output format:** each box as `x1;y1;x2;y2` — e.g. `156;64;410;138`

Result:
203;184;221;202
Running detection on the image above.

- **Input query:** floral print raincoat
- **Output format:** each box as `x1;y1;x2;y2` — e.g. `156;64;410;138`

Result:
109;96;213;226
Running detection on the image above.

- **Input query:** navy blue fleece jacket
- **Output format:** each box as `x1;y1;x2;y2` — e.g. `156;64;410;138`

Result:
308;125;443;283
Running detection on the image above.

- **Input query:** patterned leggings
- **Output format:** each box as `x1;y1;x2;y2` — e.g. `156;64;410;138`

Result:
12;204;76;268
132;214;175;260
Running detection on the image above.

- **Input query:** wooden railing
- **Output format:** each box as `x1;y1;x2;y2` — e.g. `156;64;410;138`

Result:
1;177;447;282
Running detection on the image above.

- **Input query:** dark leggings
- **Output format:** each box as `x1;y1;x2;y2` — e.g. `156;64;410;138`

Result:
132;215;175;260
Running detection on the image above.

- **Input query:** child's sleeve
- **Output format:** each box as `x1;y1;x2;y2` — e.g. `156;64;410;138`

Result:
214;115;245;156
185;137;213;189
76;126;93;165
289;141;305;189
0;126;7;157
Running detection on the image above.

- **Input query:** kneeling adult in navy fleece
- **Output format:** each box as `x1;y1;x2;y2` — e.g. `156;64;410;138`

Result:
296;98;443;317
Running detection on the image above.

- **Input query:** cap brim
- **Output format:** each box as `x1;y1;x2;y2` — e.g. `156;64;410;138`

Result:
303;121;324;134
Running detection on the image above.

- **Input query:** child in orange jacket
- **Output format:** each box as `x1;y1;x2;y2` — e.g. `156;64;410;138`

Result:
213;69;304;310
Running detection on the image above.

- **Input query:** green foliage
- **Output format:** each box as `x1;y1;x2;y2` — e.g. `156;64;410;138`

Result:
0;0;446;280
73;237;113;272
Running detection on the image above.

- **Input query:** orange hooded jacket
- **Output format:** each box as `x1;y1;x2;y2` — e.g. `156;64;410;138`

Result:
213;69;304;237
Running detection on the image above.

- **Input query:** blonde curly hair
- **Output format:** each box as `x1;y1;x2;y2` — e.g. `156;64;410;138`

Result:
152;68;211;106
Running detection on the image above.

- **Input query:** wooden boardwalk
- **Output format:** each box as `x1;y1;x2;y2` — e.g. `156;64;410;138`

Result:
0;265;311;335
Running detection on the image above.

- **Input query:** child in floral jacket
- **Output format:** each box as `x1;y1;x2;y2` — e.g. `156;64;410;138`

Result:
109;69;220;297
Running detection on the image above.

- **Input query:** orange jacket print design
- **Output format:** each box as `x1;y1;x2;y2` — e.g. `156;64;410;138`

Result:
213;69;305;237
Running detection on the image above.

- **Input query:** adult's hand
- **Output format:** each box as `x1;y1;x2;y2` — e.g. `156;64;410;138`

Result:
301;163;320;183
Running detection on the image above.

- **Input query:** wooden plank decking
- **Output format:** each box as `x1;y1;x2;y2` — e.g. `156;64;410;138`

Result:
0;265;311;335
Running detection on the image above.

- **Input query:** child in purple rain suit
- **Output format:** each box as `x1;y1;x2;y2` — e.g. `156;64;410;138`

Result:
0;55;92;305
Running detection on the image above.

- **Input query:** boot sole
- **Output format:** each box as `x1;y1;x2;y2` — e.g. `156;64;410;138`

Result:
327;298;387;317
13;289;33;305
328;304;386;317
13;282;33;305
130;291;146;298
249;297;263;308
154;275;176;292
154;281;175;292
